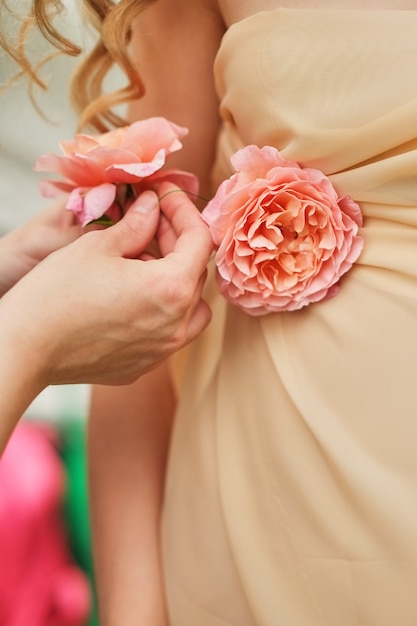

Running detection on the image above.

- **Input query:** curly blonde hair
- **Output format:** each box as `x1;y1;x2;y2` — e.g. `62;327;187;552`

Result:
0;0;155;130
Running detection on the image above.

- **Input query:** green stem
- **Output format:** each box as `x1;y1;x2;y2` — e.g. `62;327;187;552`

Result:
157;188;209;204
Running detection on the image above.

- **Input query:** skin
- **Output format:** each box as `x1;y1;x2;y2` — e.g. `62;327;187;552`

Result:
87;0;416;624
0;185;213;453
0;196;84;298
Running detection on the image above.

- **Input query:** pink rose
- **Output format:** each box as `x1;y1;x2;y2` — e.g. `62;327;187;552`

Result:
202;145;363;315
34;117;198;226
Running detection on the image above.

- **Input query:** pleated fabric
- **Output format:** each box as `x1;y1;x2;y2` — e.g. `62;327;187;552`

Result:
163;10;417;625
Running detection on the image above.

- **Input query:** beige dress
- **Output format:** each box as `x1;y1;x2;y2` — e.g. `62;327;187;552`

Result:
162;9;417;625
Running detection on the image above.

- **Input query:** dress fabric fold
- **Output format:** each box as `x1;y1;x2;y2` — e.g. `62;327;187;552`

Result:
163;9;417;626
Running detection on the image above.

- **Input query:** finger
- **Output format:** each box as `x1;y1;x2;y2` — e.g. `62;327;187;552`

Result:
138;252;158;261
178;268;210;334
103;190;160;258
183;298;212;344
158;182;201;231
158;182;213;276
34;195;71;225
156;214;177;256
45;224;84;250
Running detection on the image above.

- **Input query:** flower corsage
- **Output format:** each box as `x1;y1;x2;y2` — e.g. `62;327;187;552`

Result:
201;145;363;315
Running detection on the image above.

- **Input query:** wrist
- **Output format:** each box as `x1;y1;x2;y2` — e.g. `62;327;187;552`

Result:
0;297;47;452
0;229;31;297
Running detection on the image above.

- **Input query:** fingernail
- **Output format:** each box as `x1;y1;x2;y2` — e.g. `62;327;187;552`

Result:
133;190;158;213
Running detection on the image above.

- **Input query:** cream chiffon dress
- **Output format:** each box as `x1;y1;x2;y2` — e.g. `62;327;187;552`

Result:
162;10;417;626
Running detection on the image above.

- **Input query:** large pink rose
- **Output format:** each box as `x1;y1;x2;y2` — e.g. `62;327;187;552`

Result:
34;117;198;226
202;145;364;315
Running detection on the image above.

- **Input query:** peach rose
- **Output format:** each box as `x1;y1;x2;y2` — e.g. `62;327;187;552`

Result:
34;117;198;226
202;145;363;315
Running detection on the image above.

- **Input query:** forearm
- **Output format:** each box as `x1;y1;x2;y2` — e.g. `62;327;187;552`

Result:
128;0;224;199
0;230;26;297
88;361;175;626
0;301;45;452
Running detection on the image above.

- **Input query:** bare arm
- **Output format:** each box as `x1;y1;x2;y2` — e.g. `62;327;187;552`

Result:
128;0;225;197
88;3;224;621
0;187;212;455
0;196;83;297
89;364;174;626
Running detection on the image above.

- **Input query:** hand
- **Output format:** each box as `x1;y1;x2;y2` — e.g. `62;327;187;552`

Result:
0;195;83;297
0;186;213;390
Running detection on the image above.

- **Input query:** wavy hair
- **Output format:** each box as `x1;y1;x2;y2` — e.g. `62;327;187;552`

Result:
0;0;155;130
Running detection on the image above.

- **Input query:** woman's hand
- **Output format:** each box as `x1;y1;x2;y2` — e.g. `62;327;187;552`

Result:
0;185;213;449
0;195;83;297
1;186;213;387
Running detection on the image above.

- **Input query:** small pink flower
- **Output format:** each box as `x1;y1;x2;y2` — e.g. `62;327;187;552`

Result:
35;117;199;225
202;145;364;315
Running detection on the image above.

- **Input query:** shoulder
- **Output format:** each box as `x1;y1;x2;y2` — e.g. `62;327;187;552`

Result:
129;0;225;73
130;0;225;36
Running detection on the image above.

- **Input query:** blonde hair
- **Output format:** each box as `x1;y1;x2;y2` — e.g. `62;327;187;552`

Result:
0;0;155;131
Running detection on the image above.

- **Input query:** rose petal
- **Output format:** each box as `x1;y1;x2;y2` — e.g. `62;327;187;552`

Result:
66;183;117;226
35;117;190;197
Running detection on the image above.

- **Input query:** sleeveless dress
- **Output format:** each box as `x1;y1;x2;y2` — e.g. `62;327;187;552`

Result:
162;10;417;626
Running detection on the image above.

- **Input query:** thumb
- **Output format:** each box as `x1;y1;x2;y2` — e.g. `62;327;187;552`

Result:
103;190;160;258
